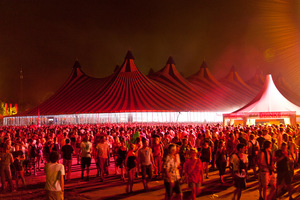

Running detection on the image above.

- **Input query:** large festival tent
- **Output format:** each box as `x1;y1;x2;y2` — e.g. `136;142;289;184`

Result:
223;74;300;126
5;51;225;125
274;75;300;106
186;61;248;111
147;57;228;111
246;69;265;91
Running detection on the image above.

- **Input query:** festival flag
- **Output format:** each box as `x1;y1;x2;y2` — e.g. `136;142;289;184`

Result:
9;104;12;115
4;103;7;116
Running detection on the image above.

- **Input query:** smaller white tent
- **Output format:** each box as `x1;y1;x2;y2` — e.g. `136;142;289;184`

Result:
223;74;300;126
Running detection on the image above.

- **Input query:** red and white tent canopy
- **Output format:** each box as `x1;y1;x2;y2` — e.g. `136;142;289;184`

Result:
223;74;300;125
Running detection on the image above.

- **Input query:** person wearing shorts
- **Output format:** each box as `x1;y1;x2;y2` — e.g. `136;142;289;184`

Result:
138;139;155;191
163;144;182;200
80;136;92;181
96;136;110;182
229;143;248;200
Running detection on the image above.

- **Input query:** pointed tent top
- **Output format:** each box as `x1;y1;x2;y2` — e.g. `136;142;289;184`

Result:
200;61;208;69
166;56;175;65
125;50;135;60
119;51;138;72
230;66;236;72
148;68;155;76
232;74;300;113
73;60;81;69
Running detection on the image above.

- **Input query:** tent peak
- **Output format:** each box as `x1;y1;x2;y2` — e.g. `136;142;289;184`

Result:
166;56;175;65
125;50;135;60
148;68;155;76
200;61;208;69
72;60;81;69
230;66;236;72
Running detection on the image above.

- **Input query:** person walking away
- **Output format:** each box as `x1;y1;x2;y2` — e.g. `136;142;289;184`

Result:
275;142;295;200
125;143;137;193
215;140;227;184
138;138;155;191
229;143;248;200
80;136;92;181
247;134;259;178
96;136;110;182
61;139;74;181
45;151;65;200
184;148;202;200
163;143;182;200
258;140;276;200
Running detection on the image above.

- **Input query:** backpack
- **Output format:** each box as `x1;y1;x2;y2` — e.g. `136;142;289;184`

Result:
30;145;37;158
250;141;259;156
235;153;247;174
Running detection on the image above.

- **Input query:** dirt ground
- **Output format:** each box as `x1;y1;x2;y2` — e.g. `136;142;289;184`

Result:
1;158;300;200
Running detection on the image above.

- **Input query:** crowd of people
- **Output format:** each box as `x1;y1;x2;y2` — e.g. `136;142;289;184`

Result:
0;123;299;200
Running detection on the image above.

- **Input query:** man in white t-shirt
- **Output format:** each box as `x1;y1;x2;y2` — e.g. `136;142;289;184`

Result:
45;151;65;200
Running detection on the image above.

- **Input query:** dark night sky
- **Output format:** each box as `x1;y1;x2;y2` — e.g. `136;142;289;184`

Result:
0;0;300;108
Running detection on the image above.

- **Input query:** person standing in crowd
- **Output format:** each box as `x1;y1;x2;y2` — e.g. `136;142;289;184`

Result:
35;139;43;171
163;143;182;200
152;135;164;179
200;140;211;179
179;138;191;168
230;143;248;200
288;135;298;165
125;143;137;193
75;135;82;165
248;134;259;178
138;138;155;191
45;151;65;200
27;139;37;175
215;140;227;184
61;138;74;181
12;145;26;189
256;130;265;150
0;144;15;192
80;136;92;181
117;139;127;181
96;136;110;182
258;140;276;200
275;142;295;200
112;136;121;175
184;148;202;200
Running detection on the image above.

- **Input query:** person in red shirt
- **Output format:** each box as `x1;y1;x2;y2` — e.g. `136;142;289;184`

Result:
184;148;202;200
152;136;164;179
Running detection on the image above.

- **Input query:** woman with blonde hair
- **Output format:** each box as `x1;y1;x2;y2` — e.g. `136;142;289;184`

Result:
125;143;137;193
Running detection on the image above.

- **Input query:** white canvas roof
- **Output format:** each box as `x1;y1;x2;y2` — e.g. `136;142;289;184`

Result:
232;74;300;114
